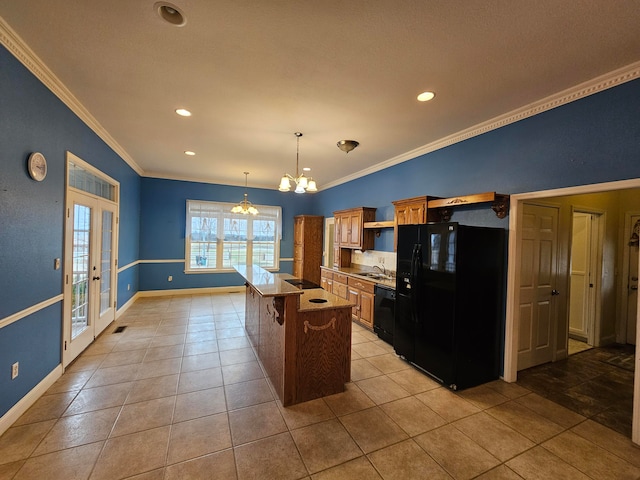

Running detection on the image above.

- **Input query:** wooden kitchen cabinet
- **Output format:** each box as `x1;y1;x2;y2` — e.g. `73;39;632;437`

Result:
320;268;333;291
392;196;440;250
293;215;324;285
348;276;375;329
333;215;351;268
333;207;376;251
332;272;349;300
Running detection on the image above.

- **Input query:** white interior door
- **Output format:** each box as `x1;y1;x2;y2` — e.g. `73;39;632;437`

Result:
568;212;599;345
626;215;640;345
63;190;117;367
518;203;560;370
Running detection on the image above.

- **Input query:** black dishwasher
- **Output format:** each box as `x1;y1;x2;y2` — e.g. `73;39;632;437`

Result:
373;284;396;345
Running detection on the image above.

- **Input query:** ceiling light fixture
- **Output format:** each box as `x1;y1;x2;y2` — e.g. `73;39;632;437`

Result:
279;132;317;194
184;151;195;156
231;172;259;215
417;91;435;102
337;140;359;153
175;108;191;116
155;2;187;26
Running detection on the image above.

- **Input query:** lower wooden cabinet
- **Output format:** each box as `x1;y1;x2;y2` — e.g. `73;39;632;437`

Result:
347;276;375;329
321;267;377;330
332;272;349;300
320;268;333;292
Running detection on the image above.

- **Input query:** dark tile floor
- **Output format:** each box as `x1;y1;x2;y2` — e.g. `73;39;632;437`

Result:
517;344;636;437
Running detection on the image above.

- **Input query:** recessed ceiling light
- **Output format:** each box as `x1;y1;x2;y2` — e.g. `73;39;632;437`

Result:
184;151;195;156
154;2;187;26
417;91;435;102
175;108;191;117
303;167;311;172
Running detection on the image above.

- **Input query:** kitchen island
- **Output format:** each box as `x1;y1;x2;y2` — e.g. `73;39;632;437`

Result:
235;265;355;406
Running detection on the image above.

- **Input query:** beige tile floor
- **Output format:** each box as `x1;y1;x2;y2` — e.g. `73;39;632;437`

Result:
1;292;639;480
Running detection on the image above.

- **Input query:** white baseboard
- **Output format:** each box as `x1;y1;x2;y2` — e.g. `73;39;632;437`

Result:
116;292;140;319
137;286;246;297
0;364;63;436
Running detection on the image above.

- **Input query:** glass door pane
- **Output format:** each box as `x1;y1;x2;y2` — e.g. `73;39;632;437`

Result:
100;210;113;315
72;204;91;339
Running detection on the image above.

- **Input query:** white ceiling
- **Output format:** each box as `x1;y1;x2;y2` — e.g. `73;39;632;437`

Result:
1;1;639;190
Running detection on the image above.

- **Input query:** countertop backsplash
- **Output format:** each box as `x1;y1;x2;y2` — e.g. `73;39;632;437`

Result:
350;250;396;274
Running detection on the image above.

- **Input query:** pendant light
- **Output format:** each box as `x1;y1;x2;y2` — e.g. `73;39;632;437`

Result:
231;172;259;215
278;132;317;193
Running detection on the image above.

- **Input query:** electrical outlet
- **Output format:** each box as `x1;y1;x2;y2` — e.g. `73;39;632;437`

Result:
168;276;173;282
11;362;19;380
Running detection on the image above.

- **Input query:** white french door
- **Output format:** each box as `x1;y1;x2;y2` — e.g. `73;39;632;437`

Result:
63;190;117;367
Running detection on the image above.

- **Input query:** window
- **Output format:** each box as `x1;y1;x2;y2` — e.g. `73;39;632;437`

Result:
186;200;281;272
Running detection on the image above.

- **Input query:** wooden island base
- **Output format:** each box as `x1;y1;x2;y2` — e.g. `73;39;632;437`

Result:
237;266;354;406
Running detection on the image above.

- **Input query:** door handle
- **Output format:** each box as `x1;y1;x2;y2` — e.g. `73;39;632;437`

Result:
93;276;101;281
551;289;560;296
631;285;638;291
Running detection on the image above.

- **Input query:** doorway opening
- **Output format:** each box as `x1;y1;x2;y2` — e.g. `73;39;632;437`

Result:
504;178;640;445
568;210;604;355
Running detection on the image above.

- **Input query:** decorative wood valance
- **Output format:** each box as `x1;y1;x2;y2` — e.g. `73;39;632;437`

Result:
363;220;394;237
427;192;510;221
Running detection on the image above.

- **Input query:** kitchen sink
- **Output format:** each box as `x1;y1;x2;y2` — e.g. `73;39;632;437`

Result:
359;272;393;281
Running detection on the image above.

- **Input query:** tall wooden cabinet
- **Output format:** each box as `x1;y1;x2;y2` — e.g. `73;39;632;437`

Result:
293;215;324;284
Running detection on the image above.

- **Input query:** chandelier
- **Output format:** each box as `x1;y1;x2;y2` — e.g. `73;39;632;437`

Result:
231;172;259;215
278;132;317;193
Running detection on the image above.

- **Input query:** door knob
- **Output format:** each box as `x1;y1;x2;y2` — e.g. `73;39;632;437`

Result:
93;276;101;281
551;289;560;296
631;285;638;291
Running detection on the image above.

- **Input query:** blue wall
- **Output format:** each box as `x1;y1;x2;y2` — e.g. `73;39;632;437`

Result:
138;177;315;290
0;45;140;416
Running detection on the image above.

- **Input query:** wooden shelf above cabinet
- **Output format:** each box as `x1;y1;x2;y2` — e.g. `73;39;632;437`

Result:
363;221;394;229
363;220;394;237
427;192;509;221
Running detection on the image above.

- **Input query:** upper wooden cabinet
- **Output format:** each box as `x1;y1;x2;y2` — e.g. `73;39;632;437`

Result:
333;207;376;251
293;215;324;284
392;196;440;250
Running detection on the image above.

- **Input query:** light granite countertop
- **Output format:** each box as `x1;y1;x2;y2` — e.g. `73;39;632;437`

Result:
235;265;355;311
234;265;302;297
321;265;396;289
297;288;355;312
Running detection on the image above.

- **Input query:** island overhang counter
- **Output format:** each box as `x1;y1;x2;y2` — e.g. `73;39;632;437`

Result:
235;265;355;406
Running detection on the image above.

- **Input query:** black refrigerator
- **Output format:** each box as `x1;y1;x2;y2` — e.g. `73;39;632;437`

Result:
394;222;505;391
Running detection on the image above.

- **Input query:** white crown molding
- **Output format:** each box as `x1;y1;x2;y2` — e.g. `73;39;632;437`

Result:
0;18;144;176
322;61;640;191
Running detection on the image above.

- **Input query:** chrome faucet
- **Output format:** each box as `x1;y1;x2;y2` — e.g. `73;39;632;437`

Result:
373;264;386;275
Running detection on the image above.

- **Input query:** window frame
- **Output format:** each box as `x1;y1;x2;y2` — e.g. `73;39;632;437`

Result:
185;200;281;273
